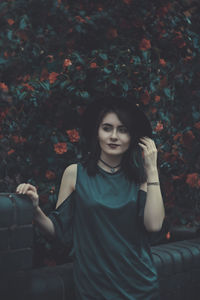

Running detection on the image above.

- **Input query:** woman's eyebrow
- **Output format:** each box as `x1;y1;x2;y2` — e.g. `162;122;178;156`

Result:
102;123;112;126
102;123;125;127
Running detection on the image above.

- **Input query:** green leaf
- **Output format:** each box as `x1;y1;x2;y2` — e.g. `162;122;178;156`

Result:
192;111;200;121
20;16;28;29
60;80;70;89
99;53;108;60
7;30;13;40
73;52;85;64
0;57;7;64
111;79;117;85
80;91;89;98
40;81;50;91
67;86;75;92
163;88;171;98
133;56;141;65
121;81;129;92
103;67;112;74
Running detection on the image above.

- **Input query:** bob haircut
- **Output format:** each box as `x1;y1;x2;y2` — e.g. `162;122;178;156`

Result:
81;96;152;184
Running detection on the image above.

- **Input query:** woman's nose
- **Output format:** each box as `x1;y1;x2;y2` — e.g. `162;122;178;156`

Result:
110;129;118;139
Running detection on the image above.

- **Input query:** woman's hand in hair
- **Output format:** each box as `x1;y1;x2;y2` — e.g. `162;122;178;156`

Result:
138;137;158;174
16;183;39;208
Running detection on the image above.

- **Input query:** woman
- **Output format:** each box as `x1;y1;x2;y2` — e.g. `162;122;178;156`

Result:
16;96;165;299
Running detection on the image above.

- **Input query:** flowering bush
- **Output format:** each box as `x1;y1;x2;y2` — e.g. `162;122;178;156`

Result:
0;0;199;265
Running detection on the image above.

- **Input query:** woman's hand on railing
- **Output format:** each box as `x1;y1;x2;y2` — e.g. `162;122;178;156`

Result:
16;183;39;208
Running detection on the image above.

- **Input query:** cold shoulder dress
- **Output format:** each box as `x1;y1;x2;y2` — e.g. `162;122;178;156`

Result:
49;163;160;299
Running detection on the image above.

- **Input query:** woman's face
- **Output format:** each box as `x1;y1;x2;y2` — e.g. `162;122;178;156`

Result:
98;112;131;159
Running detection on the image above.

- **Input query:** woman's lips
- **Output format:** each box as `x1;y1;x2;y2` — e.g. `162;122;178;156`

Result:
108;144;120;149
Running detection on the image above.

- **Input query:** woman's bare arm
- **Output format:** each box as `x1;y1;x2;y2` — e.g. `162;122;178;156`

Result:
138;137;165;232
16;164;77;238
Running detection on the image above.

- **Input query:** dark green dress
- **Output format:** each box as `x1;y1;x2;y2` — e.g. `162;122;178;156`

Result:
49;163;160;299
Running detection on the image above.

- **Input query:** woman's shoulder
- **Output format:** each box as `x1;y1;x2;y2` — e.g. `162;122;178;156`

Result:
56;164;78;208
64;163;78;173
63;163;78;182
63;162;86;187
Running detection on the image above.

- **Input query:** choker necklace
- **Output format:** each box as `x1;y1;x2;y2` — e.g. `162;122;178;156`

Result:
99;158;121;174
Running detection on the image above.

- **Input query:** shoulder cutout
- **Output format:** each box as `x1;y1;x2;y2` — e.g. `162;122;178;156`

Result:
56;164;77;208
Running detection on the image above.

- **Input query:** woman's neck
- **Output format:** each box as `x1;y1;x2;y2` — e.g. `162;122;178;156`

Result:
98;154;122;173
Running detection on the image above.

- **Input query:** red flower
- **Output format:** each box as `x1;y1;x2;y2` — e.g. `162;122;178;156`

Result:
123;0;132;4
0;82;8;92
181;130;195;149
7;19;15;25
151;107;157;114
17;30;28;41
22;83;34;91
139;38;151;51
40;68;49;81
47;55;54;63
63;58;72;68
97;5;103;11
157;4;171;17
107;28;118;39
39;193;49;204
49;72;59;84
154;95;160;103
155;121;164;132
4;51;9;58
164;180;174;198
166;232;171;240
184;56;192;63
54;142;67;154
173;132;182;141
45;170;56;180
66;129;80;142
172;173;185;180
75;16;86;23
23;74;31;82
186;173;200;188
90;62;98;69
159;58;166;67
160;76;168;87
141;90;150;105
0;108;9;122
8;149;15;155
194;122;200;130
173;32;186;48
12;136;27;143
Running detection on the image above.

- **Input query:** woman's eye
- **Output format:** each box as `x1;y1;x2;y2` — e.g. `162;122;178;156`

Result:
102;126;112;132
118;127;128;133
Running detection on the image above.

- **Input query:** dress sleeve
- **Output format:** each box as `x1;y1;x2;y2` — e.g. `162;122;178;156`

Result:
48;191;75;253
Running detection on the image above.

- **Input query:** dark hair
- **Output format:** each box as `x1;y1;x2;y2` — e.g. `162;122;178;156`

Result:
81;97;152;184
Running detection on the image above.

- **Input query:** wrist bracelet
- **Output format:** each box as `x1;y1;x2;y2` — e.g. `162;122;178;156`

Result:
147;182;160;186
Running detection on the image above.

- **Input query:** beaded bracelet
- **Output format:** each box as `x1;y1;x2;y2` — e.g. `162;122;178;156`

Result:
147;182;160;186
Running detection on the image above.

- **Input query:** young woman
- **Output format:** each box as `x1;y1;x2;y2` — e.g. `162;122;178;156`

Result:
16;96;165;299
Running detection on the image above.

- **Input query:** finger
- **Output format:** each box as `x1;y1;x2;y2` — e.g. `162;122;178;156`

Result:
20;183;29;194
16;183;36;194
140;138;155;151
138;142;148;152
16;183;26;193
139;139;151;150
